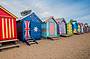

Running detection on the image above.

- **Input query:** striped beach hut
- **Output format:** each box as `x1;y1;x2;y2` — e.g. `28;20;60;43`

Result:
0;5;19;49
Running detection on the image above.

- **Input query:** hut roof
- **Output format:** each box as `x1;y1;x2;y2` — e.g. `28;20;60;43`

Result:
19;12;42;22
56;18;66;24
0;5;17;18
41;16;57;23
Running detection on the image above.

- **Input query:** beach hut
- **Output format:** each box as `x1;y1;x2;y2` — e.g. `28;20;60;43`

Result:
56;18;67;36
42;16;58;40
17;12;42;45
66;20;73;36
88;26;90;32
71;20;78;34
80;23;84;33
0;5;19;49
83;23;89;33
78;23;84;34
78;23;81;34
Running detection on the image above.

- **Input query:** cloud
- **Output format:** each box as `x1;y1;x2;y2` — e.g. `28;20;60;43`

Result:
0;0;90;25
78;15;90;25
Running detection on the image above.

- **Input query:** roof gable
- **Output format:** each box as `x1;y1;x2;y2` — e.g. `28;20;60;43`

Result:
70;19;77;23
20;12;42;22
30;12;42;22
43;16;57;24
56;18;66;24
0;5;17;18
21;14;32;21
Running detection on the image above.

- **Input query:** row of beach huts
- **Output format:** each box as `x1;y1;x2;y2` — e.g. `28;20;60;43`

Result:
0;5;89;50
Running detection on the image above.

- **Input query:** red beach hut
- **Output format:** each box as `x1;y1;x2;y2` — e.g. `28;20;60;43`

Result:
0;5;19;50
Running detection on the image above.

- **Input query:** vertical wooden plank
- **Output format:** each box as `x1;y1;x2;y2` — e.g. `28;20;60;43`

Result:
13;18;17;39
5;18;8;39
47;22;49;37
0;17;2;40
9;18;11;38
1;17;5;39
55;23;57;37
12;18;14;38
7;18;10;39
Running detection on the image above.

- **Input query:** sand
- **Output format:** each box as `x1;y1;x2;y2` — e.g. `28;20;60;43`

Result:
0;33;90;59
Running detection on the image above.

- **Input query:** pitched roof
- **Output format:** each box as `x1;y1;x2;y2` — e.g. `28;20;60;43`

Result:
19;12;32;20
70;19;77;23
56;18;66;24
0;5;17;18
19;12;42;22
30;12;42;22
42;16;57;23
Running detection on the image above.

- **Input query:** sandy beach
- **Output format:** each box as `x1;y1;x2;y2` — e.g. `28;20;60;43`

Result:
0;33;90;59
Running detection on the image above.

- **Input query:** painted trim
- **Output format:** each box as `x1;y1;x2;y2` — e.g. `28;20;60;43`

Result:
55;23;58;36
46;22;49;37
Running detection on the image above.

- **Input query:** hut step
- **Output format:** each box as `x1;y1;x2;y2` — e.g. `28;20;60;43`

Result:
48;38;58;40
47;37;58;40
0;39;18;43
61;34;71;37
0;44;19;50
0;39;19;50
52;38;58;40
25;39;38;46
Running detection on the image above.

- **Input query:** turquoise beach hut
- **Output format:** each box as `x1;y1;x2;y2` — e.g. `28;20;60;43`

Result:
42;16;58;39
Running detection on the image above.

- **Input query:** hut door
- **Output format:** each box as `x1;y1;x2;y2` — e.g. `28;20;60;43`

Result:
81;26;84;33
24;20;30;40
61;22;66;34
72;22;77;33
49;23;55;36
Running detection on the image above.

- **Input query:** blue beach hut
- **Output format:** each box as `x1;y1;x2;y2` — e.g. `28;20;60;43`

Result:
17;12;42;45
71;20;78;34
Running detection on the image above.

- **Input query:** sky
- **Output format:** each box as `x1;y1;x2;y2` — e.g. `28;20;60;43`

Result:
0;0;90;25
